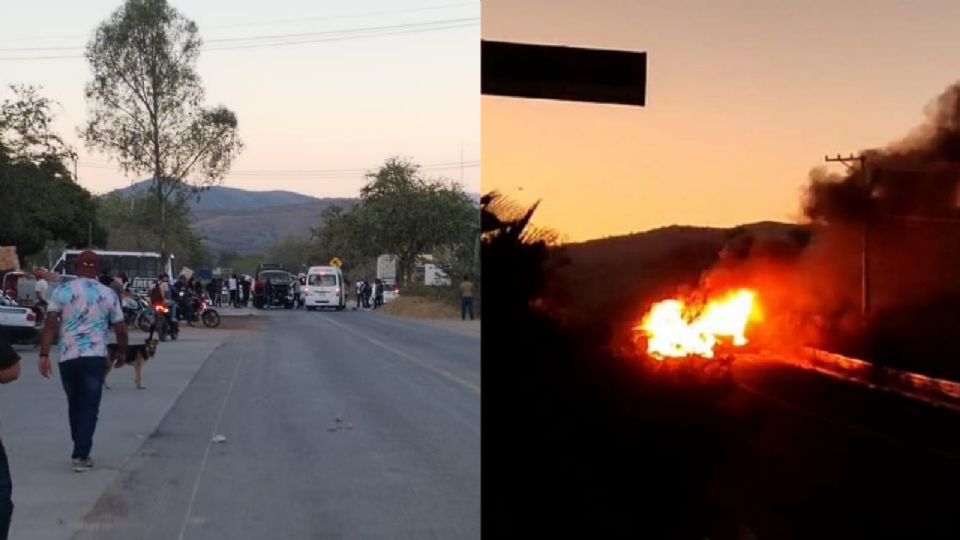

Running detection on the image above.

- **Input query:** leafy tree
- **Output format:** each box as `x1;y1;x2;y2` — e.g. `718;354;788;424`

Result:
98;192;210;269
311;205;376;276
265;236;316;273
82;0;243;262
357;157;477;284
309;157;478;286
0;86;104;257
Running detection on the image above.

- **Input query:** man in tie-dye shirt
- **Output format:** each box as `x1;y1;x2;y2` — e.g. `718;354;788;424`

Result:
39;250;128;473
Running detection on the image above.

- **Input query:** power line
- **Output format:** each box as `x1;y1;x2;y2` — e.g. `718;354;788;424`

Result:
0;2;479;43
0;17;478;51
78;160;480;176
204;21;478;52
203;17;478;45
205;2;478;31
0;17;478;60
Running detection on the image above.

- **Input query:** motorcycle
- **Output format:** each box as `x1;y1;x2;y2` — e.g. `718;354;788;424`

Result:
151;302;179;341
132;295;155;332
122;294;143;327
174;291;221;328
196;294;221;328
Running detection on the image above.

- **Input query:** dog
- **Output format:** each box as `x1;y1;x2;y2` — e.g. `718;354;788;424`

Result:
105;333;159;390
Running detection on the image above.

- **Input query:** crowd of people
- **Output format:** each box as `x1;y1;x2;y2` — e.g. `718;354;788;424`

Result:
354;278;386;310
205;274;252;308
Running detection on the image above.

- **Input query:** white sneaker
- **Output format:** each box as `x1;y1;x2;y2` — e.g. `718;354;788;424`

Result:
72;457;94;473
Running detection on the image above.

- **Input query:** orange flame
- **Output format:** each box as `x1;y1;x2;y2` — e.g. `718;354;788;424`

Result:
636;289;761;359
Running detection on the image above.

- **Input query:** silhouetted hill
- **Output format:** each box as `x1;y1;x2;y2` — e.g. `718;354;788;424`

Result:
111;180;322;212
551;221;804;329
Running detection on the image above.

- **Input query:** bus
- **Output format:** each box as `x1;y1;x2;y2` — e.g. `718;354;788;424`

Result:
52;250;171;292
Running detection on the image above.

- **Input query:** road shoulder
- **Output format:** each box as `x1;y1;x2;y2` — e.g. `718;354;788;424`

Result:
2;326;236;540
374;312;480;339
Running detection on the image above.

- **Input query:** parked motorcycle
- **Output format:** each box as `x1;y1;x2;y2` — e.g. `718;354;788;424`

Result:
132;295;155;332
122;294;143;327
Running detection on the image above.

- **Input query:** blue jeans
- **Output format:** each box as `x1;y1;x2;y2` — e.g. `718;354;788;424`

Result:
0;439;12;539
462;297;474;320
59;357;107;460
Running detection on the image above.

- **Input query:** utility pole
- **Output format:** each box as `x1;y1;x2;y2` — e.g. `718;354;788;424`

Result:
69;151;78;182
824;153;871;317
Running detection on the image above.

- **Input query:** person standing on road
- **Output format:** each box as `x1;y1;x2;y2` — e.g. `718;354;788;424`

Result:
0;333;21;539
460;275;475;321
355;280;363;309
39;250;128;473
228;274;238;308
206;279;218;305
241;276;251;307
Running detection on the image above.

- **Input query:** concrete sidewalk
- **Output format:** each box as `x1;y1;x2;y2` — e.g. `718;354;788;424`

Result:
1;326;234;540
216;306;257;318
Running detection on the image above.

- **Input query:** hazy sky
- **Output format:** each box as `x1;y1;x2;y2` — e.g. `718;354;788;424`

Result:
482;0;960;242
0;0;479;197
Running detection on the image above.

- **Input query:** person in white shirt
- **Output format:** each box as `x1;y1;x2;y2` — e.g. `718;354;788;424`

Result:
33;268;50;306
228;275;238;307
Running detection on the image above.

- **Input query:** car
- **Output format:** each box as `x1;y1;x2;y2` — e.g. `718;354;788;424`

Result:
1;271;37;306
0;295;38;344
303;266;346;311
382;284;400;304
253;267;296;309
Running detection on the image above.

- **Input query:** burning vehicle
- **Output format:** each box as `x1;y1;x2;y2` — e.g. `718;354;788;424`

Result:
628;287;763;389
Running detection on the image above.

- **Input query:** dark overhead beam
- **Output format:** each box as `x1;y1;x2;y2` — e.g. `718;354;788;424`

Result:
481;40;647;107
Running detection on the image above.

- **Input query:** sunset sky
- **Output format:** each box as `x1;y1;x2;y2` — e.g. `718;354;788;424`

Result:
0;0;479;197
482;0;960;242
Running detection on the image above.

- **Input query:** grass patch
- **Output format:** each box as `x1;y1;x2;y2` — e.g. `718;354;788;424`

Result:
381;295;466;319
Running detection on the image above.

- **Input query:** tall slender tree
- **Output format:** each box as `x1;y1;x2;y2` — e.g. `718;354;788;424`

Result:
82;0;243;261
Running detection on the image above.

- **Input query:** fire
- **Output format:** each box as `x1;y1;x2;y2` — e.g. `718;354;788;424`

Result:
636;289;761;359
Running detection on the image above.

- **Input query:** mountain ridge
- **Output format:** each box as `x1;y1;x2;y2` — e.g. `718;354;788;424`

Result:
105;180;479;255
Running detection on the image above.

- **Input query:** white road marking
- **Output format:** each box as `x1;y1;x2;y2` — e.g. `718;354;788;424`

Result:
177;352;246;540
322;315;481;395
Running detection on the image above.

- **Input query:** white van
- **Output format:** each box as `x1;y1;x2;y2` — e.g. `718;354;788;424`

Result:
304;266;346;311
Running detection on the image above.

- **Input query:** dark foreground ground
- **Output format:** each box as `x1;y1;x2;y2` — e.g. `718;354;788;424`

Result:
484;312;960;540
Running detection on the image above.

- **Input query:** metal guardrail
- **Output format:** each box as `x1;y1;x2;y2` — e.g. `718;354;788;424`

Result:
801;347;960;409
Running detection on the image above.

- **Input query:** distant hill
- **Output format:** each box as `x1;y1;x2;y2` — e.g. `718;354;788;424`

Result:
106;181;479;255
112;180;480;211
551;221;804;329
192;200;356;255
111;180;322;212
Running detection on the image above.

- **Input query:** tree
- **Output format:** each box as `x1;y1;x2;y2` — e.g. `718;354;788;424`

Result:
266;236;316;272
0;85;71;162
98;192;210;269
358;157;477;284
82;0;243;262
311;205;377;275
0;86;104;258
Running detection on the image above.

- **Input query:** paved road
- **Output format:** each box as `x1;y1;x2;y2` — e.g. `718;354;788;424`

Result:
73;310;480;540
712;358;960;539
